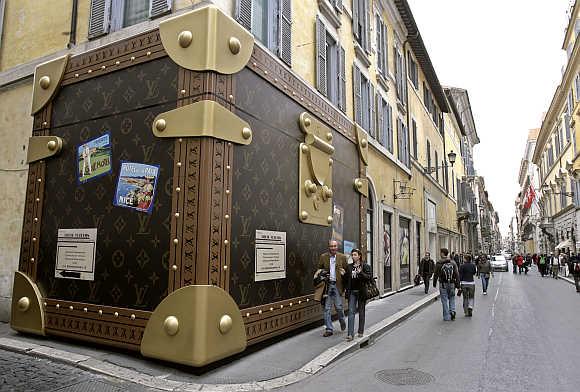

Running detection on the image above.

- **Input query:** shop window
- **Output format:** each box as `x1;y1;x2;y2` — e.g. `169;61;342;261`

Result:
399;217;411;285
383;211;392;291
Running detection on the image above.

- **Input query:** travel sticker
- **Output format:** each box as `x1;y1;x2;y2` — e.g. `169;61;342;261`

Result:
113;162;159;214
77;133;112;183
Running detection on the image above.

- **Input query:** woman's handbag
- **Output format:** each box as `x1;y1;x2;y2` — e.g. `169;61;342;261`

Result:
363;277;380;300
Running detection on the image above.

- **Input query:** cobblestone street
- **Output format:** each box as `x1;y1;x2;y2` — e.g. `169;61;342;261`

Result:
0;350;156;392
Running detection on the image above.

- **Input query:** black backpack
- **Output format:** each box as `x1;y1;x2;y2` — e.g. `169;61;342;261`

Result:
439;262;454;283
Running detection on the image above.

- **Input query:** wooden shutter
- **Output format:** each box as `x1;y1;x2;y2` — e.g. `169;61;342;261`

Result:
376;15;382;74
338;46;346;112
88;0;111;39
316;16;327;96
334;0;342;12
382;22;388;74
149;0;171;19
352;0;359;40
363;0;370;51
236;0;252;30
354;66;362;125
387;103;393;152
279;0;292;66
376;95;384;146
369;84;376;137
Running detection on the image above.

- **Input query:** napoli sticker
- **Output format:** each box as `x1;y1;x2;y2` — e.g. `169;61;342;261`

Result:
77;133;112;183
113;162;159;214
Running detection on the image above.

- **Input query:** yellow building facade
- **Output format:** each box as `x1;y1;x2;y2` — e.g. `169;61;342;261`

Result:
0;0;476;318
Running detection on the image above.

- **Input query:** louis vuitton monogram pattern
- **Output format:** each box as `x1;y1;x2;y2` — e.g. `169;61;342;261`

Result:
37;57;177;311
230;68;360;309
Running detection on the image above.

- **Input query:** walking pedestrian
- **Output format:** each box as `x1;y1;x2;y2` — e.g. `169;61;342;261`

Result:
517;254;524;274
477;255;492;294
539;253;547;277
570;254;580;292
317;240;347;337
459;255;477;316
419;252;435;294
343;249;371;341
560;252;568;277
512;255;518;274
433;248;461;321
550;252;560;279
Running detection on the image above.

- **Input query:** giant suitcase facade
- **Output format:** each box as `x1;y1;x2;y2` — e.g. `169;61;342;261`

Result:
12;5;369;366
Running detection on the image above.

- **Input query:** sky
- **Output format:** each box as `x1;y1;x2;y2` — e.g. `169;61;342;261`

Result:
407;0;572;236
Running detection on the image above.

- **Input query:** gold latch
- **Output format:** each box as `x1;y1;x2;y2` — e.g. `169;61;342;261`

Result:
355;125;369;166
31;54;69;115
27;136;64;163
353;178;368;197
159;5;254;74
151;100;252;144
298;113;335;226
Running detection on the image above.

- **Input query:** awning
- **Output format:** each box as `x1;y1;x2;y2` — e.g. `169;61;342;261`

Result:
555;239;573;249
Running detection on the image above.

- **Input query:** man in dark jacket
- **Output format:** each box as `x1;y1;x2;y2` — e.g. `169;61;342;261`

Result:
433;248;461;321
418;252;435;294
569;253;580;292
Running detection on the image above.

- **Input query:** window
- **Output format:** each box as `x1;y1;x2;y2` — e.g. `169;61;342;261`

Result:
435;150;439;182
426;139;431;172
555;133;561;157
407;52;418;89
376;93;393;152
416;221;421;271
575;74;580;101
452;172;456;198
561;183;567;208
353;66;374;133
88;0;171;38
375;15;388;76
399;217;411;285
383;211;392;291
352;0;369;51
394;46;406;104
236;0;292;66
411;118;417;158
316;17;345;111
397;118;409;167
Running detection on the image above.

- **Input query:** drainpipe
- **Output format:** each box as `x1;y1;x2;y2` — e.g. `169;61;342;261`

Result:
68;0;78;48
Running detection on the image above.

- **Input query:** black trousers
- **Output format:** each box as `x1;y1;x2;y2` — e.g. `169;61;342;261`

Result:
422;274;431;293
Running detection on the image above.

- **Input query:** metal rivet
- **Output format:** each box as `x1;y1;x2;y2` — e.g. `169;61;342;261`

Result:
253;62;257;66
258;310;262;314
304;117;311;127
34;218;38;222
180;89;186;95
56;304;60;309
226;165;231;170
69;306;74;310
178;138;183;143
301;145;309;153
83;308;88;312
361;139;368;148
114;312;119;317
131;314;136;320
43;302;47;307
47;140;57;151
17;297;30;312
270;307;274;311
224;214;230;220
36;198;40;202
300;211;308;221
326;132;333;141
74;73;79;78
37;178;42;182
242;127;252;139
329;158;333;166
42;121;48;126
327;216;333;224
164;316;179;336
274;78;278;82
225;190;231;195
101;65;106;70
178;30;193;48
115;61;120;65
289;302;293;306
292;91;296;96
177;162;182;167
175;187;181;192
229;37;241;54
173;238;179;244
223;265;228;270
280;305;284;309
224;239;229;245
30;258;34;262
39;76;50;89
264;70;268;75
146;51;151;56
246;312;250;317
130;56;135;61
98;310;103;315
228;94;234;100
172;265;177;271
306;299;310;302
32;237;36;242
155;118;166;132
87;69;92;74
298;300;302;304
174;212;180;218
219;314;233;334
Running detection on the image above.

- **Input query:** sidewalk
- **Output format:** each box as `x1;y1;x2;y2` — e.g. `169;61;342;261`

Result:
0;285;439;391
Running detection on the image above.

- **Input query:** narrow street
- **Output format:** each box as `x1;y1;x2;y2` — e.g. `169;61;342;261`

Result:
284;269;580;392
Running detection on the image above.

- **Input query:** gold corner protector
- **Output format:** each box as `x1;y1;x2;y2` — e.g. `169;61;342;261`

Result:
141;285;246;367
353;178;368;197
355;125;369;166
159;5;254;74
31;54;70;115
27;136;64;163
10;271;45;336
151;100;252;144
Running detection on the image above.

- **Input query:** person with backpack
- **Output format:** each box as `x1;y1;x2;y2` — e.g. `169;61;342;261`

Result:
343;248;371;341
459;255;477;316
433;248;461;321
418;252;435;294
477;255;492;294
570;253;580;292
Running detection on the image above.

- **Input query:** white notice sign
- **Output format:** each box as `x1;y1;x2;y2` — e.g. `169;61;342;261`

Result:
55;228;97;280
255;230;286;282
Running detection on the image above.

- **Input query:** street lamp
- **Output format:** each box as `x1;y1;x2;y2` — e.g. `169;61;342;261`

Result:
424;150;457;174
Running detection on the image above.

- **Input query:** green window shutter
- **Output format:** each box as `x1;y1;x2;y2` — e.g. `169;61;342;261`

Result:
279;0;292;66
88;0;111;39
149;0;171;19
316;16;327;96
338;46;346;112
354;65;362;125
236;0;252;30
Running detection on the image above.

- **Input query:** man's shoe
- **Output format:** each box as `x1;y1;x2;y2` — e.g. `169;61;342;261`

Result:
340;321;346;331
323;331;333;337
357;333;364;338
468;308;473;317
450;311;456;320
346;335;353;341
483;291;487;295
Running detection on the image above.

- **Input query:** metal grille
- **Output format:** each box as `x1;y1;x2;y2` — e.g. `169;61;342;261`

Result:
375;368;435;385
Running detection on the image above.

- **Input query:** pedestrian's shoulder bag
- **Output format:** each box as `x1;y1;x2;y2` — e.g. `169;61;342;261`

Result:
413;274;421;286
440;262;454;283
363;277;380;300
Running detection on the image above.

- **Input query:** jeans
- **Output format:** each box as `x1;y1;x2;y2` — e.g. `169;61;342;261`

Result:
481;273;490;293
422;274;431;293
347;290;366;336
324;282;345;332
439;283;456;321
461;284;475;313
552;265;559;278
574;275;580;292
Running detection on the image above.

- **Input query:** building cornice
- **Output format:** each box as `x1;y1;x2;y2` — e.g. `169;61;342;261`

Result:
562;2;579;50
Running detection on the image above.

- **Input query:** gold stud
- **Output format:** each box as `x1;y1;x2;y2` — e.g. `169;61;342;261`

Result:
304;117;311;127
74;73;79;78
326;132;333;141
178;138;183;143
101;65;106;70
224;240;229;245
146;51;151;56
173;238;179;244
306;299;310;302
219;314;233;334
274;78;278;82
229;94;234;100
175;187;181;192
39;76;50;89
246;312;250;317
228;37;241;54
280;305;284;309
36;198;40;202
224;214;230;220
164;316;179;336
155;118;166;132
83;308;88;312
180;89;186;95
30;258;34;262
130;56;135;61
87;69;92;74
56;304;60;309
298;300;302;304
223;265;228;270
47;140;57;151
42;121;48;126
131;314;136;320
270;307;274;311
114;312;119;317
327;216;333;224
34;218;38;222
98;310;103;315
253;62;257;67
174;212;180;218
225;190;230;195
264;70;268;75
37;178;42;182
361;139;368;148
115;61;120;65
69;306;74;310
177;162;182;167
32;237;36;242
258;310;262;314
289;302;293;306
172;265;177;271
242;127;252;139
178;30;193;48
329;158;333;166
226;165;231;170
43;302;47;307
17;297;30;312
301;145;309;153
300;211;309;221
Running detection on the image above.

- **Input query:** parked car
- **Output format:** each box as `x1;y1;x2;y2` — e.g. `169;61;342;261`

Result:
490;255;509;271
